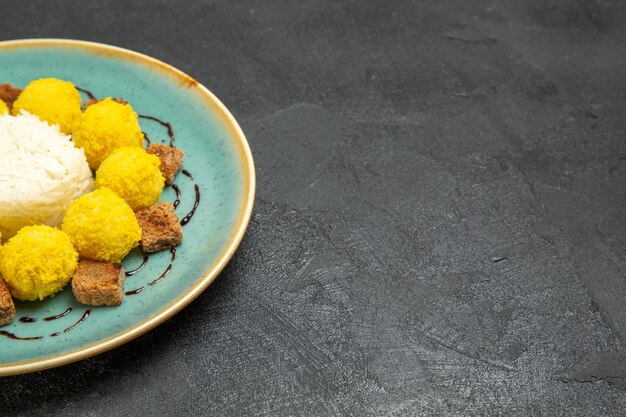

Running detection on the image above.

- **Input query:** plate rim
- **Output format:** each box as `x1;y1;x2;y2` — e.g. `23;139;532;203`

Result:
0;38;256;376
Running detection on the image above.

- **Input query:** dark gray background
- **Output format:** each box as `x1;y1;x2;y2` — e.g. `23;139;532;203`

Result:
1;0;625;415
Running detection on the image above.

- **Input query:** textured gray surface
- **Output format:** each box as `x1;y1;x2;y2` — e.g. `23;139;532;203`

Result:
1;0;626;415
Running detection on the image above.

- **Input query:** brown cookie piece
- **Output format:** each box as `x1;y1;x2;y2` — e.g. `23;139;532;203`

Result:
72;260;125;306
0;277;16;326
0;83;22;110
135;201;183;253
145;143;184;184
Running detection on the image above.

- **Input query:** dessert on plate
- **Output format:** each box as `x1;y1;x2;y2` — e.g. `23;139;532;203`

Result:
0;78;187;326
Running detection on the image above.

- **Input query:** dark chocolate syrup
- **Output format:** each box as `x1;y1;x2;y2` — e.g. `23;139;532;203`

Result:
182;169;194;180
76;86;95;100
50;310;91;337
171;184;181;208
44;307;73;321
0;330;42;340
138;115;175;146
19;317;37;323
148;264;172;287
125;248;176;296
125;255;149;277
124;287;144;296
180;184;200;226
142;131;152;146
19;307;73;323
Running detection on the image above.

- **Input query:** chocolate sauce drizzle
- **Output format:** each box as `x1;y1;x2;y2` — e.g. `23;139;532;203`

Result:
19;307;73;323
19;317;36;323
44;307;73;321
125;255;149;277
148;264;173;287
50;310;91;337
138;114;175;146
171;184;181;208
180;184;200;226
125;248;176;296
10;309;91;339
76;86;95;100
124;287;143;296
0;330;42;340
142;131;152;146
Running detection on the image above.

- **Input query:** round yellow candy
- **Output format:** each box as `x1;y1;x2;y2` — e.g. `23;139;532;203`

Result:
62;188;141;263
95;147;165;210
73;98;144;169
0;100;8;114
0;225;78;301
12;78;82;134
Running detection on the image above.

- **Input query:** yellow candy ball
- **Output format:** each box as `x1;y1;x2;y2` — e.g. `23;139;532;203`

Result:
0;225;78;301
0;100;8;114
12;78;82;134
95;147;165;210
62;188;141;263
73;98;144;169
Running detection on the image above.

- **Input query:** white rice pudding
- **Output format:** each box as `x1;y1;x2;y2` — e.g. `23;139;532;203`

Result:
0;111;93;239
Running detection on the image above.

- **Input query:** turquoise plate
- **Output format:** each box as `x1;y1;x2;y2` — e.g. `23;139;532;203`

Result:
0;39;255;376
